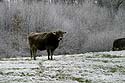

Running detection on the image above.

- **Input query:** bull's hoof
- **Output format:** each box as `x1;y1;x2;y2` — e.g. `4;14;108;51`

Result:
34;58;36;60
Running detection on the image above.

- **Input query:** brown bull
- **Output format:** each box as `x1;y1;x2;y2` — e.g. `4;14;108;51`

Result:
28;30;66;60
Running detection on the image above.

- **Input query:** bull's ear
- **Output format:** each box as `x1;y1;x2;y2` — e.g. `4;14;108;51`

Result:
52;32;56;35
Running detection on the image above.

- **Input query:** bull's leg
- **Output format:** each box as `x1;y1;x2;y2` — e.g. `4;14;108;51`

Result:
47;49;50;60
33;48;37;60
30;49;33;59
113;47;117;51
50;49;54;60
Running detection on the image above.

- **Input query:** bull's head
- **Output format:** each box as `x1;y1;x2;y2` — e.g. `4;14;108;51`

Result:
53;30;66;40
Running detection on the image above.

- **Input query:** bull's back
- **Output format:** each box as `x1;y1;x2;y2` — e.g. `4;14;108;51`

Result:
28;32;59;51
114;38;125;46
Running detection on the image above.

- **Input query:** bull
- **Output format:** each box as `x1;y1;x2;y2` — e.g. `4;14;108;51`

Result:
112;38;125;51
28;30;66;60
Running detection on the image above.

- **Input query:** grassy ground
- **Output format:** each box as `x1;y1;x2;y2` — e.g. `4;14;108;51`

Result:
0;51;125;83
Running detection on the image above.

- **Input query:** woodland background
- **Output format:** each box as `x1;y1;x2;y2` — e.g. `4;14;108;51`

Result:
0;0;125;58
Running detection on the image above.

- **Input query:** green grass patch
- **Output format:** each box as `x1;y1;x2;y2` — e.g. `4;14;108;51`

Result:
72;77;91;83
110;68;117;73
101;60;109;63
56;72;71;80
95;54;122;58
0;71;4;75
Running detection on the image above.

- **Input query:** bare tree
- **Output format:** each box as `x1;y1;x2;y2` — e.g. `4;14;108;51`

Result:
113;0;124;13
94;0;124;17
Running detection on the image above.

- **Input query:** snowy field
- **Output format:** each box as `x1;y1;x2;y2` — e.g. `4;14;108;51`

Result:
0;51;125;83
